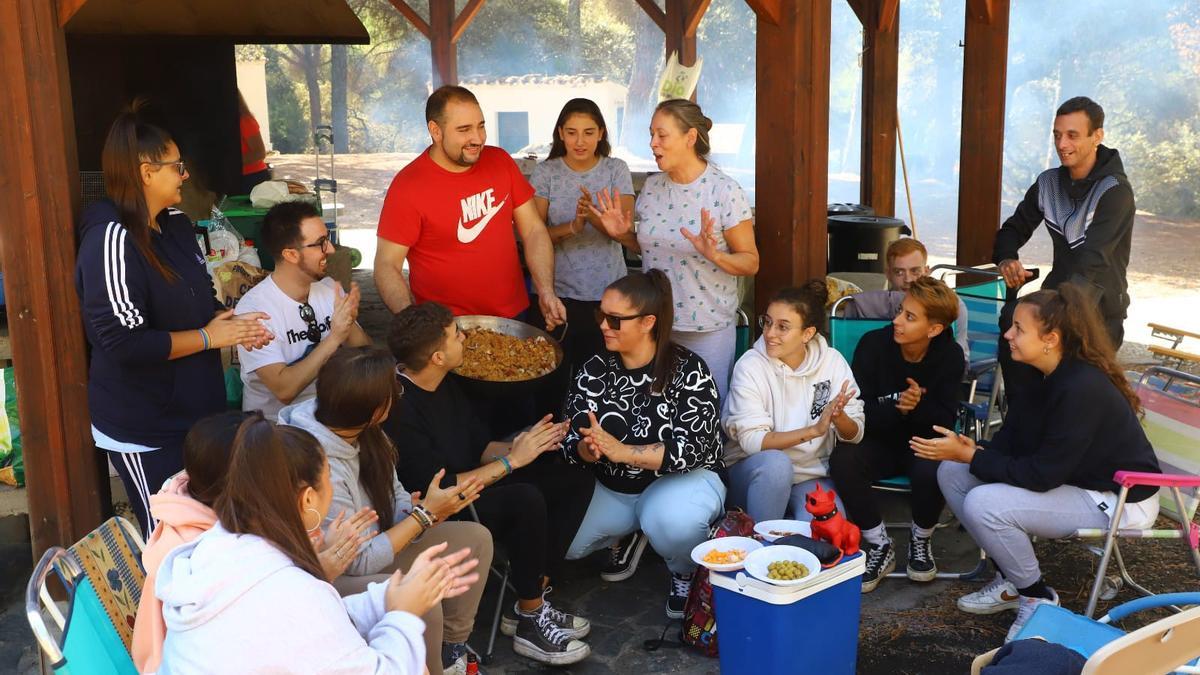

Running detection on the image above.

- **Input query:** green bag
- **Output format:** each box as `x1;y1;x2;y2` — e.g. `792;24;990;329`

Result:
224;365;243;410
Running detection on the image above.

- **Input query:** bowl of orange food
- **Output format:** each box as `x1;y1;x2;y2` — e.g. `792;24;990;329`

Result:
690;536;763;572
449;316;566;398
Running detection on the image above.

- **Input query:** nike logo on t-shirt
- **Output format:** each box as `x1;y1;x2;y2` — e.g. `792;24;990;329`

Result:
456;188;508;244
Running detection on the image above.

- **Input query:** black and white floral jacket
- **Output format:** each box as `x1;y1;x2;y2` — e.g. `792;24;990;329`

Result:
562;345;722;494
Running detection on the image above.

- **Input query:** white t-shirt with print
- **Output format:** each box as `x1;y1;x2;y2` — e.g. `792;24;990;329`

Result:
635;163;753;332
235;275;339;420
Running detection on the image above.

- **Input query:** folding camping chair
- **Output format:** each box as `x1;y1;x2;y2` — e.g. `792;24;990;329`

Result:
828;296;987;580
970;592;1200;675
26;516;147;674
1068;366;1200;618
467;504;520;664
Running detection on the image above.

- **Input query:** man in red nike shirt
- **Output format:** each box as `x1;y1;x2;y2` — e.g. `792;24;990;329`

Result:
375;86;566;329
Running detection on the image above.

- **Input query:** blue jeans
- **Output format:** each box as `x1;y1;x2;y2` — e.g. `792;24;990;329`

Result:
726;450;844;523
566;469;726;574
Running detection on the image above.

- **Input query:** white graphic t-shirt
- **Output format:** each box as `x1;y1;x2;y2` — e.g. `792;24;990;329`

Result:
235;275;339;420
635;164;753;332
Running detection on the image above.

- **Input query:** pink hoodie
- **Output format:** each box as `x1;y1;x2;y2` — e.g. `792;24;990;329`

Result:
131;473;217;674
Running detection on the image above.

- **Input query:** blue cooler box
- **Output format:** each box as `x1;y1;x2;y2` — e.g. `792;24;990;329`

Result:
711;554;865;674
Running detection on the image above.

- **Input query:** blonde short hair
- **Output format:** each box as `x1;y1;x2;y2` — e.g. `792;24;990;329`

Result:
905;276;958;328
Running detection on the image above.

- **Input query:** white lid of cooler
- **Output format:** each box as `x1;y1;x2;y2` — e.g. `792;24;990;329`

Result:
710;555;865;606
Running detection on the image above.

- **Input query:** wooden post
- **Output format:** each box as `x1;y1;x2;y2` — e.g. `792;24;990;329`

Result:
749;0;832;316
430;0;456;88
851;0;899;217
0;0;105;555
956;0;1010;266
389;0;487;89
664;0;712;66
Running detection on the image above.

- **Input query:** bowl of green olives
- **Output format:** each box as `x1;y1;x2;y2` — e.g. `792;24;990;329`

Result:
743;545;821;587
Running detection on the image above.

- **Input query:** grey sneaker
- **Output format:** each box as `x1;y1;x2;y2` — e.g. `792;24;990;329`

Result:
1005;588;1060;642
512;603;591;665
500;589;590;639
957;573;1021;615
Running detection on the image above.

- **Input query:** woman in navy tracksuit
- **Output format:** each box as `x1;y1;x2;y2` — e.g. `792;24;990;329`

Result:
75;105;271;537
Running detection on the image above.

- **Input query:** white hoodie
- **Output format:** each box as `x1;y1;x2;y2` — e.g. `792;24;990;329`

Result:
278;398;415;577
155;522;425;674
722;334;865;482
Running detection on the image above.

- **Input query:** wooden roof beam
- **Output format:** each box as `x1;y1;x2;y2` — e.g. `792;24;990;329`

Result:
389;0;430;39
967;0;997;24
745;0;781;26
685;0;713;38
847;0;898;32
635;0;667;32
451;0;487;44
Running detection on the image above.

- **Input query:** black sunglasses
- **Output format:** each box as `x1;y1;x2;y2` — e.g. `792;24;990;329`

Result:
298;302;322;346
595;308;648;330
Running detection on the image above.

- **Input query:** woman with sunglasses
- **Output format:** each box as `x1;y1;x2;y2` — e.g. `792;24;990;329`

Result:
562;270;724;620
722;281;863;525
76;102;272;538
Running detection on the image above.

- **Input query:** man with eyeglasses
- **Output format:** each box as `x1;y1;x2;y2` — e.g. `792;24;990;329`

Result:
235;201;370;420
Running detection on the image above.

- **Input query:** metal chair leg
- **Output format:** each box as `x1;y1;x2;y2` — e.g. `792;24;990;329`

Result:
483;563;510;664
1170;487;1200;576
1086;488;1129;618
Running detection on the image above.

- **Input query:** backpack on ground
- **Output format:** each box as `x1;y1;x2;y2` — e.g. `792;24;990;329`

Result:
680;509;756;657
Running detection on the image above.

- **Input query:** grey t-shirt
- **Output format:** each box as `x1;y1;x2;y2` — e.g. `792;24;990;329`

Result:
635;163;753;331
530;156;633;301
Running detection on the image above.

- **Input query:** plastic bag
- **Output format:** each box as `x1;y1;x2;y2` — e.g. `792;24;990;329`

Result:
205;206;242;272
0;367;24;487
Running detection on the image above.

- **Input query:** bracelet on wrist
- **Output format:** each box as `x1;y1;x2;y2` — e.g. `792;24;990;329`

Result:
498;455;513;476
199;328;211;350
410;505;435;530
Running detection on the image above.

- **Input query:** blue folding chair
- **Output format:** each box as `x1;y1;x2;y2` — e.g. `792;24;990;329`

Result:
829;297;988;580
994;593;1200;674
26;517;146;674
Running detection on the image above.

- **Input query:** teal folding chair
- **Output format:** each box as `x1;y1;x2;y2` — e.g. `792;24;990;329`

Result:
26;517;146;674
830;296;987;580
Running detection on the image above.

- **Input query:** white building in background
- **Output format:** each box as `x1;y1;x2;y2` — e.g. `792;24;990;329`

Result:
460;74;628;155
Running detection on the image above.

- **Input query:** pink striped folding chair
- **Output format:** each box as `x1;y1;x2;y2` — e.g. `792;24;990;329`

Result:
1074;366;1200;618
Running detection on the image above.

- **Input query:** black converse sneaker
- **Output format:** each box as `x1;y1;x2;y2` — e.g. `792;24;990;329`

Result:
666;571;693;619
861;540;896;593
500;589;591;639
906;534;938;582
601;531;648;582
512;602;591;665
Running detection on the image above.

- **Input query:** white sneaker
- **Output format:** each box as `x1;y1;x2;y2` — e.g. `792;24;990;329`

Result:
1005;588;1060;643
957;573;1021;615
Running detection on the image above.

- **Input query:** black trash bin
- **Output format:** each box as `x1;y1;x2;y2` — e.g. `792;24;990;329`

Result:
827;215;911;274
826;203;876;217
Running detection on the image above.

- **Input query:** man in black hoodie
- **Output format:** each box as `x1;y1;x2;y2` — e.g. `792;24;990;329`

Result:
992;96;1134;398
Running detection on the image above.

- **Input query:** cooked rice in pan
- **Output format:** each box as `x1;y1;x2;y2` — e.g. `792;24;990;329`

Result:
456;327;558;382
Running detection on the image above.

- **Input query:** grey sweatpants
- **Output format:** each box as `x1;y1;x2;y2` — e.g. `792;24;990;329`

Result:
937;461;1110;589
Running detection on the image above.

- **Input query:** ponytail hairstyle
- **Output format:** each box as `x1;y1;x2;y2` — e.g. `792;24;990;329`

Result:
100;98;179;282
1018;283;1140;413
183;410;254;507
768;279;830;338
315;347;401;526
214;414;326;580
654;99;714;159
547;98;612;160
606;269;676;394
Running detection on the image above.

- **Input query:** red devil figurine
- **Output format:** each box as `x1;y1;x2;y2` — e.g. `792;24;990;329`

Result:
804;483;861;556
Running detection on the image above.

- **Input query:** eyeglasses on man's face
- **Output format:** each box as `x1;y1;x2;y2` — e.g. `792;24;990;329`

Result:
295;235;332;252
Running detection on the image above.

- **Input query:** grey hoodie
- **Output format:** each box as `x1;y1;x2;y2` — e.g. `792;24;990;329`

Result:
278;398;414;577
156;522;425;674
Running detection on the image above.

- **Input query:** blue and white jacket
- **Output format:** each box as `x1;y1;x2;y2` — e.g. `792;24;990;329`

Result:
75;199;225;447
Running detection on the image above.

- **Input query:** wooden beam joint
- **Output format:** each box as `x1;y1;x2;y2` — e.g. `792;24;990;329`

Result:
388;0;431;39
684;0;713;38
451;0;487;44
635;0;667;32
745;0;781;25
